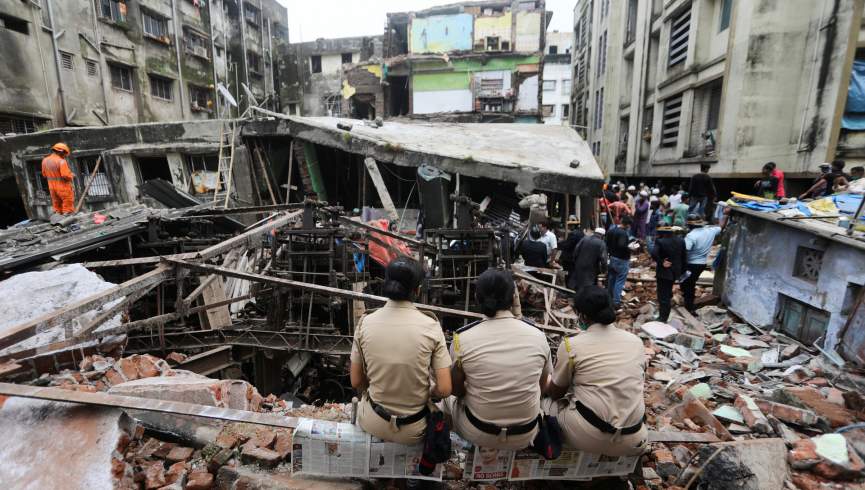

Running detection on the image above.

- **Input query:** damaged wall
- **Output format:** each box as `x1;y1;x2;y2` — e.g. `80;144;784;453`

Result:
722;211;865;359
409;13;474;54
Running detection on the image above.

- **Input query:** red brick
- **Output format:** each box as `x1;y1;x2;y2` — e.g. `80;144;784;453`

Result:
781;387;856;429
116;357;140;381
164;462;186;485
152;442;176;459
788;439;820;470
734;395;771;434
143;461;166;489
103;368;126;386
136;355;161;378
813;448;865;481
755;399;819;427
165;352;187;364
806;377;829;387
652;448;678;479
251;428;276;449
207;447;233;473
166;446;194;462
241;446;281;468
273;430;292;458
215;431;242;449
186;470;213;490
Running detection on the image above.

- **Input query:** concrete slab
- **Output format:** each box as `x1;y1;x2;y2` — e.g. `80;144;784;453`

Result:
108;371;262;411
0;396;135;490
216;465;366;489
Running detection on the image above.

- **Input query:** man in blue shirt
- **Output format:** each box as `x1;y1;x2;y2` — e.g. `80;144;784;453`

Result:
682;215;723;313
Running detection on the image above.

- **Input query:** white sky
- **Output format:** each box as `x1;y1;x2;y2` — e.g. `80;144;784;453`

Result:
277;0;576;43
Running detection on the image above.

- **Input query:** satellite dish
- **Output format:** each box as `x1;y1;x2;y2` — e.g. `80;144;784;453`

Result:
217;83;237;108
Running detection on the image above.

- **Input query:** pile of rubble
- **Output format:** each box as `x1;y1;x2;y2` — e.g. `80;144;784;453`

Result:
621;299;865;488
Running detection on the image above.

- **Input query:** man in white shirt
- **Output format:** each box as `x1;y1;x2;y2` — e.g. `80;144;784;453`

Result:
531;220;557;260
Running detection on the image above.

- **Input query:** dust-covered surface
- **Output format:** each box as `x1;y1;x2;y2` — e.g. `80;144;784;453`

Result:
0;264;124;356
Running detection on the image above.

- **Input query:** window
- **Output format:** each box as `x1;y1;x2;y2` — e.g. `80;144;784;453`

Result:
719;0;733;32
247;51;262;75
60;52;74;71
189;85;212;111
76;156;112;199
668;7;691;67
597;31;607;79
0;114;42;134
86;59;99;77
28;160;49;201
778;294;829;345
142;10;168;39
793;246;824;283
548;45;558;55
594;88;604;129
626;0;638;44
109;64;132;91
479;77;504;96
0;12;29;35
98;0;126;23
707;79;723;131
842;283;863;316
149;75;173;100
310;55;322;73
542;105;555;117
243;2;260;26
341;52;353;64
562;104;570;118
323;95;341;117
543;80;556;91
486;36;500;51
185;29;209;59
561;79;572;95
661;94;682;147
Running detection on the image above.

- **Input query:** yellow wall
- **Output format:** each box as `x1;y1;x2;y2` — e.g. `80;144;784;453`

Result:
473;12;512;50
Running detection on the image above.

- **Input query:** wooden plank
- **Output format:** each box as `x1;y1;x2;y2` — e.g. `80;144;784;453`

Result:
201;278;232;329
363;157;399;220
83;254;197;268
0;382;298;429
167;258;484;320
195;210;301;261
0;265;172;351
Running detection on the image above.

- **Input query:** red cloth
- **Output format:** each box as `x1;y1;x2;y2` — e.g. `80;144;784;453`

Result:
367;219;412;267
772;168;786;198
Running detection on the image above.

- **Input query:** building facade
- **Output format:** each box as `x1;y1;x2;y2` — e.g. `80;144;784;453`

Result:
542;30;572;125
337;0;549;122
570;0;865;182
290;36;383;117
0;0;290;134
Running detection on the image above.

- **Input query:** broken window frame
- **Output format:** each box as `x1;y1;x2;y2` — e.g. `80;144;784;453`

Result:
149;74;174;101
777;294;830;345
26;158;50;203
323;95;342;117
109;63;133;92
0;12;30;35
186;153;222;194
189;84;213;112
74;153;114;202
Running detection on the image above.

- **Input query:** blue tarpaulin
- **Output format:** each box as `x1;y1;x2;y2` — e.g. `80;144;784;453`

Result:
842;60;865;130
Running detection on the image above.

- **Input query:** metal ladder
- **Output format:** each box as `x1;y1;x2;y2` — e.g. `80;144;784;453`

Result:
214;119;236;208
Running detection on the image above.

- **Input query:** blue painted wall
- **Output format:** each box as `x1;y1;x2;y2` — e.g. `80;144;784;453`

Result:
410;14;474;54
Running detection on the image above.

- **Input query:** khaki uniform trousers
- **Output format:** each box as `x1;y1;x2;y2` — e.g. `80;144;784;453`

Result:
440;396;537;451
357;397;426;445
541;398;648;456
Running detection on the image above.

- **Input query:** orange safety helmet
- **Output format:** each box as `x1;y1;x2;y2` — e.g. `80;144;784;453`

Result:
51;142;71;155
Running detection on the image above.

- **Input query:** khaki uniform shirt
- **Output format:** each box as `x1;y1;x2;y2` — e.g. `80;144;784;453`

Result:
552;323;645;428
351;300;450;415
452;311;551;426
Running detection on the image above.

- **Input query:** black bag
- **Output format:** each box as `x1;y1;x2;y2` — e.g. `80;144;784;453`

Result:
530;414;563;460
417;409;451;475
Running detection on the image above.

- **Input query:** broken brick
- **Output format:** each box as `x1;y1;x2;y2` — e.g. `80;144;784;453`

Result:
215;430;243;449
734;395;771;434
208;447;234;474
165;352;187;364
754;399;819;427
164;461;186;485
251;428;276;449
166;446;194;463
777;387;856;429
185;469;213;490
240;446;281;469
116;357;140;381
103;368;126;386
152;442;177;460
273;430;292;458
652;448;678;479
143;461;166;489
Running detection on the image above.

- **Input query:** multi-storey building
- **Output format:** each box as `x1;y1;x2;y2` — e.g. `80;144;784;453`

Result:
338;0;549;122
541;30;572;125
570;0;865;187
0;0;290;134
291;36;383;117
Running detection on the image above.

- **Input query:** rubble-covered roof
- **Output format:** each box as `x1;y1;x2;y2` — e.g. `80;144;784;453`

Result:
244;115;604;195
730;206;865;252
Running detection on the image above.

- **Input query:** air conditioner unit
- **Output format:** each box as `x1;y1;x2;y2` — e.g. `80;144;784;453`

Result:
194;46;208;58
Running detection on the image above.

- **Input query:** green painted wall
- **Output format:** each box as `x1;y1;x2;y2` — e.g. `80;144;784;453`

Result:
413;72;471;91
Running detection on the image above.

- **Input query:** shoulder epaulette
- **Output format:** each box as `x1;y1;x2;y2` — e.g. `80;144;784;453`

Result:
456;319;485;333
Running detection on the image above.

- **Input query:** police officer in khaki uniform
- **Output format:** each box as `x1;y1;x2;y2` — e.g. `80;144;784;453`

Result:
542;285;647;456
440;269;551;450
351;257;452;444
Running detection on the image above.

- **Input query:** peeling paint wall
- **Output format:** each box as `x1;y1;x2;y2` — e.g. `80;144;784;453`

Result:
473;12;512;49
409;14;474;54
723;212;865;355
514;11;541;52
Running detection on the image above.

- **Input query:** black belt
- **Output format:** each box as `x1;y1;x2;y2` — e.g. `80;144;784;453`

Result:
464;405;537;436
368;398;429;427
574;399;643;435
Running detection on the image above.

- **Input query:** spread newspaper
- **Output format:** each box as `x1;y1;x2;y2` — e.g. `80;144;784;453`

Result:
291;418;636;482
291;418;443;481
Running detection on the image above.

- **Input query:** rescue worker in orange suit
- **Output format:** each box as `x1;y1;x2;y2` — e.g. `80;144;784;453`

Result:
42;143;75;215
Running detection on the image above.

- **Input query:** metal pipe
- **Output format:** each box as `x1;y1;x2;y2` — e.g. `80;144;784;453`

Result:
44;0;68;125
29;1;56;123
170;0;189;119
87;0;110;125
208;0;220;116
239;0;251;111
